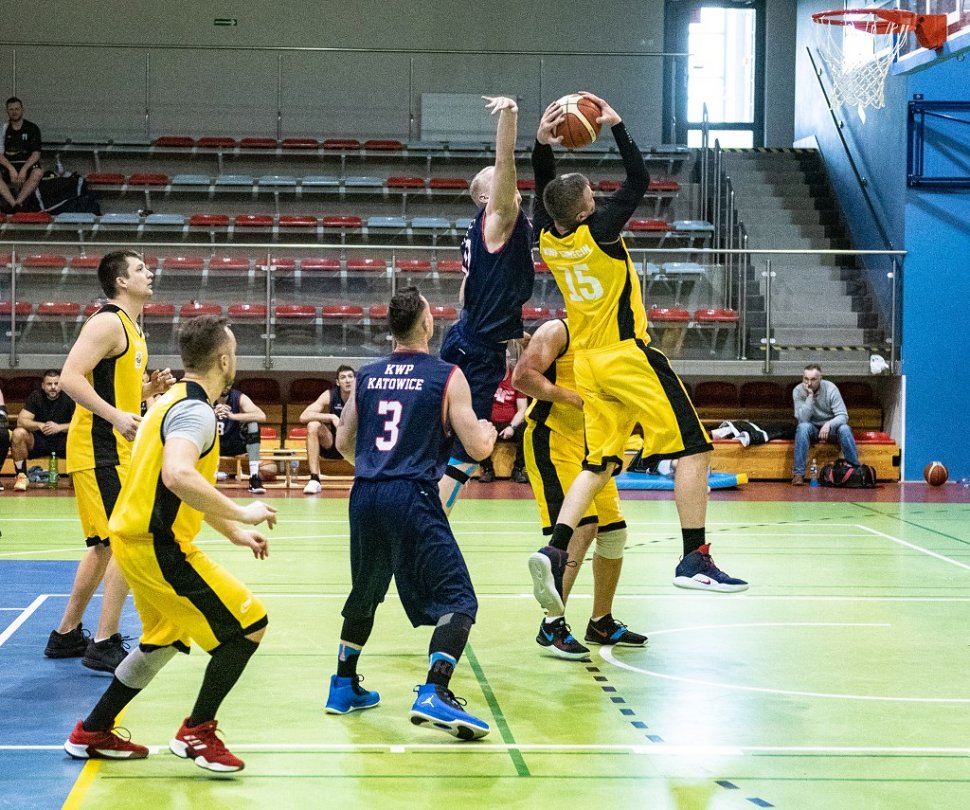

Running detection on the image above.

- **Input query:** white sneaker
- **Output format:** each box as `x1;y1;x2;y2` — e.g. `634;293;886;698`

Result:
13;472;28;492
303;478;322;495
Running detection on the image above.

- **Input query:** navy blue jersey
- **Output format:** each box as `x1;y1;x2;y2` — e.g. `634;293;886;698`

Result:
215;388;243;446
330;384;346;420
353;352;457;483
459;207;535;343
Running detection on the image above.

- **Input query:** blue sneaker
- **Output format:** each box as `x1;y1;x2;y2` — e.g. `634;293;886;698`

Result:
673;544;748;593
528;546;568;615
325;674;381;714
409;683;489;740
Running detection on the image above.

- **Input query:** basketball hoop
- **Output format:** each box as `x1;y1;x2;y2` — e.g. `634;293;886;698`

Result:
812;9;947;110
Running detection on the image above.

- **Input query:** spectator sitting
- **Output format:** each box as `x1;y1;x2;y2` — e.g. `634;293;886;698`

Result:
11;370;75;491
301;365;355;495
0;381;10;491
791;363;859;486
0;97;43;212
214;386;267;494
480;353;528;484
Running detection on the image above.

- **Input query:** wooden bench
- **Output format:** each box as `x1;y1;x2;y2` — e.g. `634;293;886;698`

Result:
710;431;900;481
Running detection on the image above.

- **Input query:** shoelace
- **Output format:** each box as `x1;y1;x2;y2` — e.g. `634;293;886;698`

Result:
351;675;370;694
188;721;232;755
107;725;135;742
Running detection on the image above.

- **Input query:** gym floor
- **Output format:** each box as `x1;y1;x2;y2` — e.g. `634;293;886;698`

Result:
2;481;970;809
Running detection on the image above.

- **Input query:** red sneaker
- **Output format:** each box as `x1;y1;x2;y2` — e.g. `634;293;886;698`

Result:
169;718;244;772
64;720;149;760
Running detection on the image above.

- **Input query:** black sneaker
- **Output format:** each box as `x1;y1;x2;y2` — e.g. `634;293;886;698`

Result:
44;624;90;659
536;617;590;660
478;465;494;483
248;475;267;495
511;467;529;484
82;634;130;673
585;614;648;647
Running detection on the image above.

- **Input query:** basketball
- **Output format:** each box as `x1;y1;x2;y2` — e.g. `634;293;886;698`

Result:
923;461;948;487
554;94;602;150
259;461;278;483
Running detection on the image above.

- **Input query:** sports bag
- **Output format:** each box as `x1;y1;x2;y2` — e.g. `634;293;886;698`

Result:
819;458;877;488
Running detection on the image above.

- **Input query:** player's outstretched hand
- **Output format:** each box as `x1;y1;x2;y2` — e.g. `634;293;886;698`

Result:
578;91;621;127
483;95;518;114
232;528;269;560
149;368;176;395
240;501;278;529
537;101;565;145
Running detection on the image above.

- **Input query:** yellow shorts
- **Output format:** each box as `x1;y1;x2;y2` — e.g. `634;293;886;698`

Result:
72;466;125;547
524;420;625;534
112;538;267;653
574;339;712;471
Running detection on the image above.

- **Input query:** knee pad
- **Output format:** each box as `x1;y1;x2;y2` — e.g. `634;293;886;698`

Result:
242;421;261;444
595;527;627;560
115;645;178;690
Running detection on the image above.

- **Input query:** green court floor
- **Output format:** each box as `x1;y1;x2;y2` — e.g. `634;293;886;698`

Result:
3;494;970;809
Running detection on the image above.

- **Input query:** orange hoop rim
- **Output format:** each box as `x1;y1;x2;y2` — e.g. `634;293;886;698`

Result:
812;8;918;34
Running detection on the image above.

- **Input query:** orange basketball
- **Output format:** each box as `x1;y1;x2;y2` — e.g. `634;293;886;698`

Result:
923;461;948;487
554;94;602;150
258;461;278;483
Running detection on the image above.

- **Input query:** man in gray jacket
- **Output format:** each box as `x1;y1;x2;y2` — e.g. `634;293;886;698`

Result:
791;364;860;485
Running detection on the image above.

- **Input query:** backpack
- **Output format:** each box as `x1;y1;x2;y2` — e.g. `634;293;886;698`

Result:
819;458;877;488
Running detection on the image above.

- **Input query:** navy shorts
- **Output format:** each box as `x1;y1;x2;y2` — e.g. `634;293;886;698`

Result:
440;320;506;462
342;479;478;627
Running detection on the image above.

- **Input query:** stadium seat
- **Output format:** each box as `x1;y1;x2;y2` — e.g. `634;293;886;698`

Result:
256;257;297;271
411;216;451;230
302;175;341;187
143;302;176;318
300;257;342;271
153;136;195;148
739;381;787;409
692;380;740;408
209;256;251;271
322;138;361;150
648;305;691;356
198;136;238;148
241;137;278;149
628;218;670;232
274;304;317;345
366;216;407;230
234;214;274;228
9;212;52;224
322;304;365;349
346;258;386;274
387;176;426;189
189;214;230;228
172;174;211;186
275;304;316;318
282;138;319;149
84;302;104;316
70;255;102;269
99;213;140;226
279;215;317;228
322;215;363;229
649;180;681;192
238;378;282;402
163;256;205;271
30;301;81;346
429;178;469;190
288;378;328;403
85;173;125;186
516;179;536;191
839;381;876;407
144;213;185;227
129;174;170;186
22;254;67;268
693;308;739;356
362;139;404;150
259;175;298;187
598;180;622;191
216;174;255;187
345;176;384;188
437;260;463;273
228;303;267;319
654;262;705;305
54;212;97;225
180;303;222;318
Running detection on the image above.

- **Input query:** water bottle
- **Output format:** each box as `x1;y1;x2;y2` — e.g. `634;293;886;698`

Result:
48;452;59;490
809;458;819;488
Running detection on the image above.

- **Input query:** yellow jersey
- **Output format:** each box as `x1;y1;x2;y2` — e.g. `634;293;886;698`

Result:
525;320;584;439
539;225;649;352
109;381;219;546
66;304;148;473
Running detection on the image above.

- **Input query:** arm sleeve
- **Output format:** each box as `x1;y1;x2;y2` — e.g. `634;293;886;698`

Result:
531;141;556;239
587;123;650;244
162;399;217;454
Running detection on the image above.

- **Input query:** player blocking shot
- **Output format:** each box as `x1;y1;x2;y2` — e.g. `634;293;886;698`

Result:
327;286;497;740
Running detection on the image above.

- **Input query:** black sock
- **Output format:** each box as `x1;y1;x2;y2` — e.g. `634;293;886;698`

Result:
310;474;320;482
682;528;706;557
188;635;259;727
83;678;141;732
550;523;574;552
336;643;361;678
426;613;473;688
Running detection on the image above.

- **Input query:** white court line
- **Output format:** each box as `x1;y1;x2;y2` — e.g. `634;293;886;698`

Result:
0;547;86;558
4;741;970;756
857;524;970;572
0;595;48;647
602;622;970;703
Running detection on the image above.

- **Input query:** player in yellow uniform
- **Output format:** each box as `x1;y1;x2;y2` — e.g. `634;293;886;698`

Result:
514;317;648;659
65;315;276;773
528;93;747;599
45;251;174;672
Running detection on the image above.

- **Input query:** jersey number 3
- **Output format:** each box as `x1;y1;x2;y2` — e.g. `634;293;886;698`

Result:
375;400;402;451
562;263;604;302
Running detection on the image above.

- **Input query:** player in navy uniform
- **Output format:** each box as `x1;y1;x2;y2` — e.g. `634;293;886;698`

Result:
214;386;267;494
437;95;535;514
326;286;497;740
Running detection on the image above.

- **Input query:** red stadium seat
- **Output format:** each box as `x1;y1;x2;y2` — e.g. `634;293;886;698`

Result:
516;178;536;191
598;180;622;192
9;212;52;224
198;136;238;148
189;214;230;227
153;136;195;148
522;306;549;320
322;304;364;319
209;256;251;271
628;218;670;231
180;303;222;318
368;304;389;318
84;302;104;316
347;258;387;272
429;178;469;190
240;137;278;149
534;261;550;273
437;260;463;273
259;426;279;441
279;215;318;228
282;138;320;149
648;180;680;192
2;375;42;399
396;259;432;272
300;257;342;271
694;308;738;323
322;215;363;229
275;304;316;319
228;303;267;319
430;305;457;319
363;139;404;151
648;306;691;322
387;176;426;189
85;173;126;186
70;255;103;269
37;301;80;317
0;301;31;316
238;378;282;401
163;256;205;271
143;303;176;318
322;138;361;150
234;214;274;228
128;173;170;186
648;305;691;356
22;254;67;268
256;257;297;270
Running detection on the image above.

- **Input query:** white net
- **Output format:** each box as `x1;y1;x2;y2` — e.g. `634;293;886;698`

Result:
815;17;909;109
